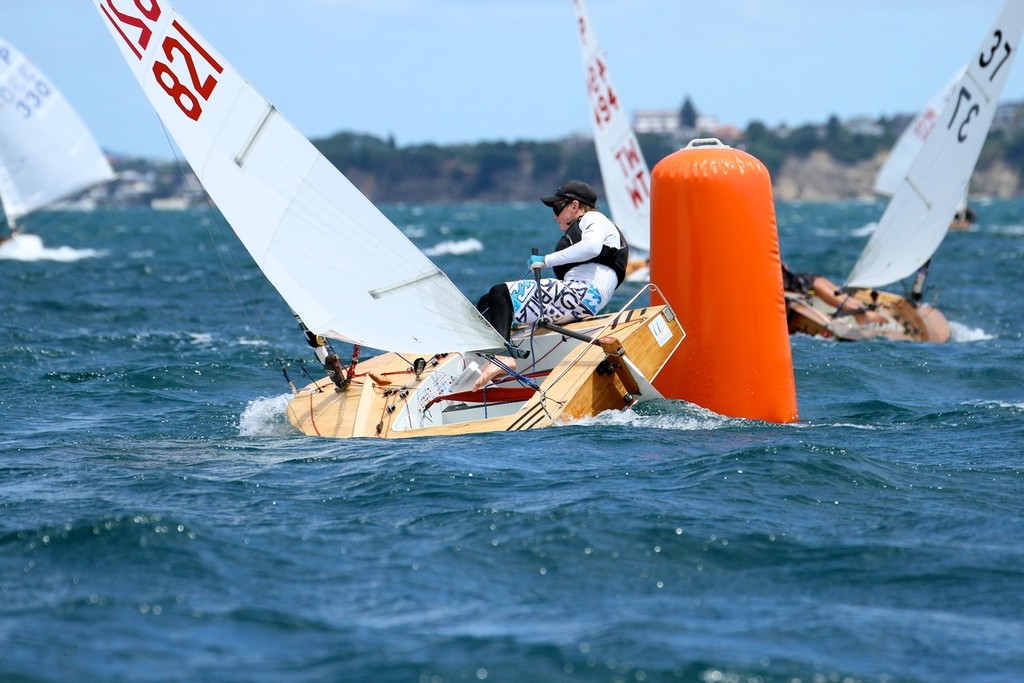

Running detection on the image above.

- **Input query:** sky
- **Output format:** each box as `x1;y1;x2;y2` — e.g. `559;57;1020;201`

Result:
5;0;1024;159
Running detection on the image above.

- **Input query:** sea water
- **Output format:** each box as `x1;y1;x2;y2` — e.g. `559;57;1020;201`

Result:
1;201;1022;682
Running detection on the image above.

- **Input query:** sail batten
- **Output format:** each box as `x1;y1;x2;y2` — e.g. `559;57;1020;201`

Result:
0;36;114;229
369;270;447;300
964;71;988;103
905;177;932;210
234;104;276;168
848;0;1024;289
92;1;504;353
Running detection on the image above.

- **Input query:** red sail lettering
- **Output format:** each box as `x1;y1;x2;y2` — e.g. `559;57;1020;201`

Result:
100;0;163;59
150;20;223;122
626;170;650;209
614;141;642;176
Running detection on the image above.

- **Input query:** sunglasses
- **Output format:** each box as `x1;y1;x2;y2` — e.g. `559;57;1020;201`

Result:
552;198;572;216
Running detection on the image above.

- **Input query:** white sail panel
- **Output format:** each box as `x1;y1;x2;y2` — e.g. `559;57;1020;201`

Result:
0;36;114;227
847;0;1024;288
873;66;965;197
92;1;504;353
574;0;651;252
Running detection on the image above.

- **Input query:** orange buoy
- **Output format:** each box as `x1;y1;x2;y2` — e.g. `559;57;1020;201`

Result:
650;139;798;423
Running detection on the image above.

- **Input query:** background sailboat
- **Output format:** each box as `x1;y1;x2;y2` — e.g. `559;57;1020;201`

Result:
848;0;1024;289
788;0;1023;343
572;0;652;280
0;36;114;255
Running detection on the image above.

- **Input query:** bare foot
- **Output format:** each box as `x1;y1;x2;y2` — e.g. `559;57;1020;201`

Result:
472;356;512;390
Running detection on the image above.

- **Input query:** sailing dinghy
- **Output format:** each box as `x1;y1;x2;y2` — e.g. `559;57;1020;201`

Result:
787;0;1024;343
93;0;686;439
0;36;114;253
572;0;652;282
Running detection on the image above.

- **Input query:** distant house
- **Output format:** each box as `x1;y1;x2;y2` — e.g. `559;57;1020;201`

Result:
845;116;884;137
633;109;680;135
632;109;743;142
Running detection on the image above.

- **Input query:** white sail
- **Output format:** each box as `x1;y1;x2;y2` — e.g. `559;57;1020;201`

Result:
847;0;1024;288
873;66;966;197
0;36;114;229
91;1;504;353
573;0;651;252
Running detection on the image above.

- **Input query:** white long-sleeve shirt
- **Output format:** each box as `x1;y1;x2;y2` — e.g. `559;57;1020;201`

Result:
542;210;622;308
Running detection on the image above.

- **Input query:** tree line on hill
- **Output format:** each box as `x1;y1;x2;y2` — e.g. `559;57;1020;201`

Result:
105;103;1024;206
304;109;1024;203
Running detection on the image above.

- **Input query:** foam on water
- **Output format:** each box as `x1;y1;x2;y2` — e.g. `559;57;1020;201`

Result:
569;400;742;432
966;399;1024;412
238;393;294;436
850;221;878;238
0;233;105;262
949;320;994;342
423;237;483;256
188;332;215;346
400;224;427;239
988;223;1024;236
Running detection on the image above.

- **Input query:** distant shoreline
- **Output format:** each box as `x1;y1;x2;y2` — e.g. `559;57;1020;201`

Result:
66;104;1024;209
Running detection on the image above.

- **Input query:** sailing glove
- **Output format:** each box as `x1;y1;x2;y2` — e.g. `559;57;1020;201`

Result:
529;255;545;271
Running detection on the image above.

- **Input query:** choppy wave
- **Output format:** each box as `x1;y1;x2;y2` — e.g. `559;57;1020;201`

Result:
423;237;484;256
850;221;878;238
4;203;1024;683
0;233;105;262
239;394;295;436
570;399;741;432
949;320;994;342
965;398;1024;412
987;223;1024;236
399;224;427;239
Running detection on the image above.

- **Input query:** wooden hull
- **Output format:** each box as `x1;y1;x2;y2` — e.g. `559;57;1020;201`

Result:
287;305;685;439
786;288;950;343
624;257;650;282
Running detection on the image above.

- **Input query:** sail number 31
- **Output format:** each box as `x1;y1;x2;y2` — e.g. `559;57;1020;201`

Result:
947;28;1014;143
100;1;223;122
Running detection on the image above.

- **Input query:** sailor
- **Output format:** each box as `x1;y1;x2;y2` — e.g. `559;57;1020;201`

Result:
950;205;976;231
474;180;628;388
781;263;884;326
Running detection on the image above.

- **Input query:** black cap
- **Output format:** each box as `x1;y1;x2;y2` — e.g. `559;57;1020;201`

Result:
541;180;598;208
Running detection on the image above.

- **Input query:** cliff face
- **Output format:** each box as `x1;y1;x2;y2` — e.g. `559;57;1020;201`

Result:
771;150;1024;201
337;150;1024;205
308;127;1024;205
773;150;884;201
968;159;1022;198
